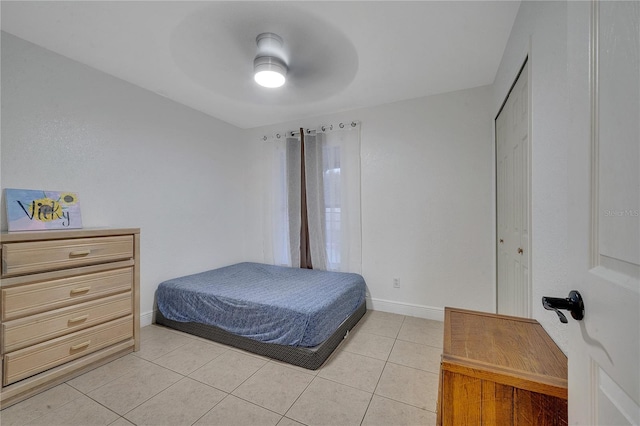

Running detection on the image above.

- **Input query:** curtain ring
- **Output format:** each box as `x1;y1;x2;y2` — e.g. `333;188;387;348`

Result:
351;122;357;128
321;125;326;132
276;133;281;139
339;123;345;129
262;136;267;141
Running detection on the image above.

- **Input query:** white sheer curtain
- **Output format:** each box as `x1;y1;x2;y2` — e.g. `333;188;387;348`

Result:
262;122;361;273
303;133;329;270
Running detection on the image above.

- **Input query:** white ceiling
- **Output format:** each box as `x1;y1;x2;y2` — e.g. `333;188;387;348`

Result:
1;1;520;129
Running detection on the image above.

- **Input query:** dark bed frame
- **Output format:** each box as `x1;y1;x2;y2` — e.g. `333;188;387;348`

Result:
155;301;366;370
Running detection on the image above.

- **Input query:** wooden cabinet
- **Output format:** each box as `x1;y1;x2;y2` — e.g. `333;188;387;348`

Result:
437;307;567;425
0;228;140;409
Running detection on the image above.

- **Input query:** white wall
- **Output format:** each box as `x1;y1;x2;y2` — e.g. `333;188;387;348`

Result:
1;33;249;324
2;31;497;326
492;1;571;352
245;86;496;319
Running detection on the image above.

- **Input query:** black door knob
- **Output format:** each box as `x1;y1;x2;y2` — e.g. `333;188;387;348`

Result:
542;290;585;323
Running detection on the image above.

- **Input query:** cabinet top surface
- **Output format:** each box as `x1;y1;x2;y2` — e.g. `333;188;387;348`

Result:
443;307;567;383
1;228;140;243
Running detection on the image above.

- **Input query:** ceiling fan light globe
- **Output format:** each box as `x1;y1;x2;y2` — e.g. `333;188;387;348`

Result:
255;70;286;88
254;56;287;88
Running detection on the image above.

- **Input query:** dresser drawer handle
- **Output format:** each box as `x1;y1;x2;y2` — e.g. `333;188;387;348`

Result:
70;287;91;295
69;250;91;257
68;315;89;324
70;341;91;351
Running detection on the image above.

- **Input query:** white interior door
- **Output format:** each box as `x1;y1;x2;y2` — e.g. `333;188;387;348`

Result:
568;1;639;424
496;61;530;317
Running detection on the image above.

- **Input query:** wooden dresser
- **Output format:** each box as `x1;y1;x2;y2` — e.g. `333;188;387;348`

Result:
437;307;567;425
0;228;140;409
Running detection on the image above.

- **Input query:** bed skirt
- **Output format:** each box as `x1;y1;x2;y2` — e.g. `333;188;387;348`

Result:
154;301;366;370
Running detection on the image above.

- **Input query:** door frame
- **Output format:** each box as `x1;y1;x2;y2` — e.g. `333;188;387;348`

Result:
494;56;533;317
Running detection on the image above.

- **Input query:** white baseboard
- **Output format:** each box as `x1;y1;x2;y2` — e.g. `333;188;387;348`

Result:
140;310;154;327
366;297;444;322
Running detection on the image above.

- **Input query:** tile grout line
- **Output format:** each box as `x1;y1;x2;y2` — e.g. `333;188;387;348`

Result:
76;338;192;423
147;344;231;376
65;358;164;423
43;318;440;425
280;371;322;424
358;315;407;426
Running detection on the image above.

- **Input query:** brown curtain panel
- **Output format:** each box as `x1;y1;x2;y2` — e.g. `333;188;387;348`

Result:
299;128;313;269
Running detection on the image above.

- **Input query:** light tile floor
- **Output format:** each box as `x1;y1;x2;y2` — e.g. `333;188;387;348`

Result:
0;311;443;426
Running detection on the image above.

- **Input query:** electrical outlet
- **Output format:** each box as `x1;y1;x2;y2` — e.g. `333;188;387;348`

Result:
393;278;400;288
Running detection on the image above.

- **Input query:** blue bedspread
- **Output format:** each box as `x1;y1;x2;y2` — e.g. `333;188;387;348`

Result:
156;262;366;347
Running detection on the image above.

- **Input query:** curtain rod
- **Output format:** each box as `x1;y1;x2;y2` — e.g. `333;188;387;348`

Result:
261;121;359;141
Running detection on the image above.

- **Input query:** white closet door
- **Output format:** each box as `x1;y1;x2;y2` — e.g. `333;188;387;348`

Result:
496;61;530;317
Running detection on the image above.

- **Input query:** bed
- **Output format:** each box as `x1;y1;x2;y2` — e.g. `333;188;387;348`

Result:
155;262;366;369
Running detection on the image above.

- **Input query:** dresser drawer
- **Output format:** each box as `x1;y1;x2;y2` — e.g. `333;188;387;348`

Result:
2;236;133;277
2;268;133;321
2;292;132;353
3;315;133;386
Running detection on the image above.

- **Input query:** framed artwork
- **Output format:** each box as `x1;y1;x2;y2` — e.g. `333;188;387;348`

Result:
5;188;83;231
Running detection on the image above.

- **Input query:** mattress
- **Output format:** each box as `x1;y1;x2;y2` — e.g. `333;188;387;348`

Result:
155;301;366;370
155;262;366;347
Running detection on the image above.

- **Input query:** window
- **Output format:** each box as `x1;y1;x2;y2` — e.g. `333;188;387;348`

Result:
264;123;361;273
